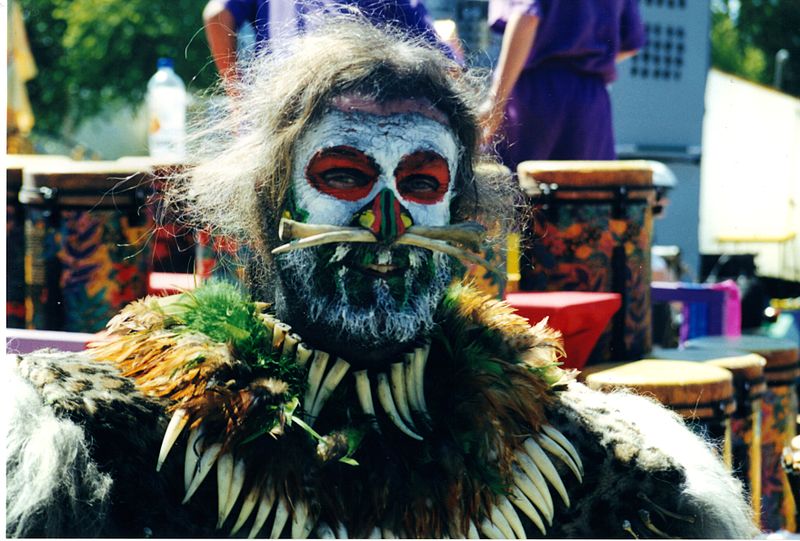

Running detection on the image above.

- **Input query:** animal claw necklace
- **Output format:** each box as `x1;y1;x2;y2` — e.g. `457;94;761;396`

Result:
90;281;580;538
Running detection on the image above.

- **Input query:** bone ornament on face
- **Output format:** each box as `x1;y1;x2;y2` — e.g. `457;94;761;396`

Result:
290;99;462;231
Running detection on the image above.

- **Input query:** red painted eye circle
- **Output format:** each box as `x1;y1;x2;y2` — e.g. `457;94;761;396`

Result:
394;151;451;204
306;146;379;201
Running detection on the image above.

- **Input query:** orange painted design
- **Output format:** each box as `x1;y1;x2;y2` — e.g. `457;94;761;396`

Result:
394;151;450;204
306;146;379;201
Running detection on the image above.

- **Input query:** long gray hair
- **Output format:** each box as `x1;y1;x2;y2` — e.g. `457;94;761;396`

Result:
168;13;516;276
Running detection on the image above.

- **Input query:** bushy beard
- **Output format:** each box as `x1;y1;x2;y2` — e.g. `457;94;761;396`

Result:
274;243;453;350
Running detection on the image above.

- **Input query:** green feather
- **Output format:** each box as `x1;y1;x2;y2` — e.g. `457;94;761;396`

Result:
167;280;307;394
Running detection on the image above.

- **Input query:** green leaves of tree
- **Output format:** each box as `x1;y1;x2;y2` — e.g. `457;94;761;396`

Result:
712;0;799;96
21;0;218;134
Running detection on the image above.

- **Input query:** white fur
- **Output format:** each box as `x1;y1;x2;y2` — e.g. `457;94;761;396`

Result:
4;360;113;536
619;391;757;537
292;109;460;226
567;383;759;538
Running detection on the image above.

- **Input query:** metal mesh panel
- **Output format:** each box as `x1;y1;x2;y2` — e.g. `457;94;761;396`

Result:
611;0;710;149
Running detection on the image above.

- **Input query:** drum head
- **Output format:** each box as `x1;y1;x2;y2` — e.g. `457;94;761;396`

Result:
584;359;735;419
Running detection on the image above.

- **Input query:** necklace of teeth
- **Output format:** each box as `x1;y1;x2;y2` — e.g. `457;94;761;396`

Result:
154;314;584;538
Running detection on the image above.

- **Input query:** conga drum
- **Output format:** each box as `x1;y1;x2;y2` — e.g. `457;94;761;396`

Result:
463;162;513;298
6;155;72;328
783;435;800;529
194;230;250;284
20;161;153;333
685;335;800;532
650;347;767;522
115;156;194;274
584;360;736;466
8;158;27;328
517;161;662;362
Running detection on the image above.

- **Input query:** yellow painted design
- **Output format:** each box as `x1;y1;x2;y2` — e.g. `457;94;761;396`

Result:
359;211;375;229
401;214;413;229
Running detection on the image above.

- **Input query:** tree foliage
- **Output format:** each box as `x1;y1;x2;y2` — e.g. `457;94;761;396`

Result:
21;0;219;134
711;0;800;96
710;10;766;84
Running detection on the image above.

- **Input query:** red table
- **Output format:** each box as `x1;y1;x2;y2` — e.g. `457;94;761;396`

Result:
504;291;622;370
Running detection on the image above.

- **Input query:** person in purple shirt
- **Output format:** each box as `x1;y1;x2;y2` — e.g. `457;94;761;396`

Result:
482;0;645;171
203;0;444;84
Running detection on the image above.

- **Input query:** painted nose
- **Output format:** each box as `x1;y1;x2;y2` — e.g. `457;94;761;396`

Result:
352;188;414;243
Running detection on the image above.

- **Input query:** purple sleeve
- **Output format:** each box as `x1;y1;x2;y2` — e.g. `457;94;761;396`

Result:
619;0;646;52
224;0;258;30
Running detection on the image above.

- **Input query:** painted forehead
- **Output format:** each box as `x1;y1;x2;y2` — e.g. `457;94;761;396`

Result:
294;108;460;168
330;95;453;126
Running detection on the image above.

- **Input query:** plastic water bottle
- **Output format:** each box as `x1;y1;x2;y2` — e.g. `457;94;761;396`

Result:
147;58;186;160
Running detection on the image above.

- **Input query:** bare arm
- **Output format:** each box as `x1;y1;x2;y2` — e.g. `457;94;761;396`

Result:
615;49;639;63
203;0;238;83
481;12;539;144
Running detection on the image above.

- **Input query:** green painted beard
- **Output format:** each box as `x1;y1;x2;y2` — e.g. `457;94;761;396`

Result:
319;243;437;308
273;242;454;351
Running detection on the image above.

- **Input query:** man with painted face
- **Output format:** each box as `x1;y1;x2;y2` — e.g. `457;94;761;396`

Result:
7;16;757;539
275;96;461;362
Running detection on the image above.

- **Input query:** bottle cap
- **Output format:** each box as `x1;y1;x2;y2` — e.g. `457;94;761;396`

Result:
157;57;175;69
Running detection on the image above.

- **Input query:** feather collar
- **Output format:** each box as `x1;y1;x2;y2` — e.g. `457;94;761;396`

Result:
89;281;582;538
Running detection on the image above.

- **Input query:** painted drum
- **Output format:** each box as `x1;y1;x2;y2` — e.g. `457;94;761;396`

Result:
6;155;72;329
19;161;153;333
584;360;736;467
115;157;194;274
194;229;249;285
649;347;767;522
517;160;662;362
122;160;247;285
782;435;800;530
464;162;512;298
8;160;27;329
685;335;800;532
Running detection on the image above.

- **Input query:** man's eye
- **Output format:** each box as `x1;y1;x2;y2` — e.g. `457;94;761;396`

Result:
399;175;440;194
321;169;372;189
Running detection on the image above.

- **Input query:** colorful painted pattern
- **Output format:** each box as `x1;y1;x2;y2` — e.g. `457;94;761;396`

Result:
521;199;653;361
354;188;413;242
24;207;151;333
194;229;248;285
760;384;797;532
731;401;762;522
464;243;505;299
148;186;195;274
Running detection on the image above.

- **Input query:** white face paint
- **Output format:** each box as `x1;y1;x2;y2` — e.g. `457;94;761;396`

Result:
291;108;461;227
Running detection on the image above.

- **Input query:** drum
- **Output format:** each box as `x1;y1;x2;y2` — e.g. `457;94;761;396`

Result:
6;155;71;329
194;229;249;284
650;347;767;522
463;162;513;298
783;435;800;528
685;335;800;532
114;157;194;274
517;160;663;362
20;162;153;333
584;360;736;466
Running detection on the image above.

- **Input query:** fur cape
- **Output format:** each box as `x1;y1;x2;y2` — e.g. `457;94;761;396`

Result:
6;282;757;538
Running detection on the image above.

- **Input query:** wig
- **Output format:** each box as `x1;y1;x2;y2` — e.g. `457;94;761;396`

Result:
167;13;517;291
